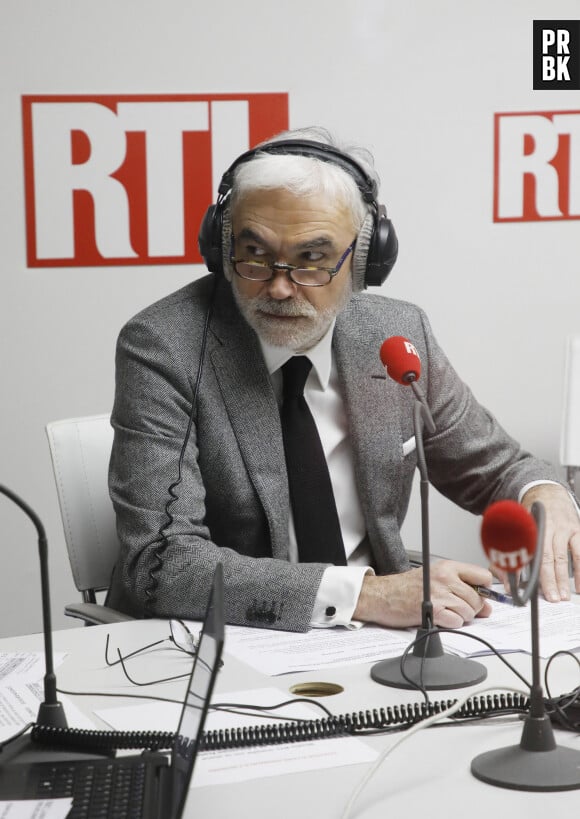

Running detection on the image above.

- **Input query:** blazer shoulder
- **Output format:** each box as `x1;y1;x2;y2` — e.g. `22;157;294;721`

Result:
349;292;426;319
345;293;431;336
122;275;216;332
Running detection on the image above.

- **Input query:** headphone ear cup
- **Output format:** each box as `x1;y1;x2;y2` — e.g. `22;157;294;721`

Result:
351;213;374;292
364;205;398;288
198;204;224;276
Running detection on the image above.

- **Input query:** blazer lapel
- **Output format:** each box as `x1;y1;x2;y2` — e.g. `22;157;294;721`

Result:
207;289;290;558
333;298;410;572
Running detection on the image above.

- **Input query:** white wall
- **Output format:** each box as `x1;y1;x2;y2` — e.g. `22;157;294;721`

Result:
1;0;578;637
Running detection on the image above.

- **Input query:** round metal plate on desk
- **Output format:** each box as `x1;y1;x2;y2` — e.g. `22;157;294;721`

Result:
289;682;344;697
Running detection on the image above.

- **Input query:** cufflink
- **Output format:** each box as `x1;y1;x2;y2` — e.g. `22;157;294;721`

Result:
325;606;337;617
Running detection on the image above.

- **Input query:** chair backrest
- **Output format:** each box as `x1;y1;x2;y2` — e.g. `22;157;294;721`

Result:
46;414;118;596
560;335;580;472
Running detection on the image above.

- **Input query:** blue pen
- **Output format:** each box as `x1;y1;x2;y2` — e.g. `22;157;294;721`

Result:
469;584;514;605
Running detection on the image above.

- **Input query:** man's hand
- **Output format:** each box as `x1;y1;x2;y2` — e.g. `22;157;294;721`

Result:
521;483;580;602
353;560;493;629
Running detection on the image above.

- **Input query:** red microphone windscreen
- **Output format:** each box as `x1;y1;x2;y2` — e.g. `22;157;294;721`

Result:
481;500;537;572
380;336;421;385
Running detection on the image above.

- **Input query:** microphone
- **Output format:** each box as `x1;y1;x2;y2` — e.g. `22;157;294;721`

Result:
481;499;540;606
471;500;580;791
371;337;487;691
379;336;435;433
379;336;421;384
0;485;67;760
481;499;536;573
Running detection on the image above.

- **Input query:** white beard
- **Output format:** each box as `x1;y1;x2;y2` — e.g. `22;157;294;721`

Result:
232;278;353;352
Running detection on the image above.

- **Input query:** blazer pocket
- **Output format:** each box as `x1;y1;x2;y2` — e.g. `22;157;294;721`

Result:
402;435;416;456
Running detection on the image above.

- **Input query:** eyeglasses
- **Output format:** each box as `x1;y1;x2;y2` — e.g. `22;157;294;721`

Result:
230;241;355;287
104;619;207;686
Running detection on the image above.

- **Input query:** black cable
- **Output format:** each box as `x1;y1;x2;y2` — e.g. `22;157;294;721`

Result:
58;687;186;705
144;276;218;614
56;687;335;720
115;649;191;686
398;631;431;704
210;697;334;719
543;650;580;731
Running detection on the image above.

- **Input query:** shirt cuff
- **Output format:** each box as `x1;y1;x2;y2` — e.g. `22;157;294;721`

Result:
310;566;373;629
518;480;559;501
519;480;580;517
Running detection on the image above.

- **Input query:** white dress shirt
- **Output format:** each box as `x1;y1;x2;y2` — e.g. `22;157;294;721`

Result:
259;322;373;628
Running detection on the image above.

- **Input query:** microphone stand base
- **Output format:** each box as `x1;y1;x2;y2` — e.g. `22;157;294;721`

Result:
37;702;68;729
370;652;487;690
370;629;487;690
0;734;112;766
471;744;580;791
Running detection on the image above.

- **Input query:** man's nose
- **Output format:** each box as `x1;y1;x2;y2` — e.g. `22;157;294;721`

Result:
266;269;297;300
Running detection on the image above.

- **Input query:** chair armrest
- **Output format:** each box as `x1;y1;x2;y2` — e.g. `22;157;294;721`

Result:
64;602;134;626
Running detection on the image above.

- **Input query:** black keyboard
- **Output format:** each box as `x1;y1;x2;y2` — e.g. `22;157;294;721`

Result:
34;760;149;819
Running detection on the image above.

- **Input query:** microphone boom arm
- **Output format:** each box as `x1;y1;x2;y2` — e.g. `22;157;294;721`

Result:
412;401;433;630
410;380;436;434
519;502;546;725
0;484;67;728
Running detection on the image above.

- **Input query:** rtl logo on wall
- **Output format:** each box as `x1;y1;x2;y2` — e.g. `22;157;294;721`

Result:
22;94;289;267
493;110;580;222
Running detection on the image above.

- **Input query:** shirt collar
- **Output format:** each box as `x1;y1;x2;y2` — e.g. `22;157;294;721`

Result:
258;320;335;389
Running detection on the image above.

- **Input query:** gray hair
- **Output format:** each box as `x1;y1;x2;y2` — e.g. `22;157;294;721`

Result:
223;127;380;291
229;126;379;232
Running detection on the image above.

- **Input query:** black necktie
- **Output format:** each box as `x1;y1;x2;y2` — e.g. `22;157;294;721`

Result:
280;356;347;565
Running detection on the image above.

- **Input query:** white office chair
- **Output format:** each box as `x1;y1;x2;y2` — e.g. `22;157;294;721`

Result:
560;335;580;497
45;414;133;625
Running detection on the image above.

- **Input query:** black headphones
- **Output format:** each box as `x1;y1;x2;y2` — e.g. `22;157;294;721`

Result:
198;139;398;288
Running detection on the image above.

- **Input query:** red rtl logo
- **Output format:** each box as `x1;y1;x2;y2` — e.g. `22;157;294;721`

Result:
22;94;289;267
494;110;580;222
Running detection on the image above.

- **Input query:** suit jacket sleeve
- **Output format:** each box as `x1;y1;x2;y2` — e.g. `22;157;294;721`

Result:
416;307;562;508
106;280;325;632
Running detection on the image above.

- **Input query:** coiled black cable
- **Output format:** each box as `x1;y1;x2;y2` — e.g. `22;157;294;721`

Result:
31;691;532;753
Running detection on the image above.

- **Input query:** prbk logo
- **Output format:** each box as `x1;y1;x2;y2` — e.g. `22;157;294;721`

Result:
493;110;580;222
533;20;580;90
22;94;289;267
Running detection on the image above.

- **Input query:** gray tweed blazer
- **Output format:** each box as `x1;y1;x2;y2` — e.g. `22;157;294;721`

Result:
106;275;558;630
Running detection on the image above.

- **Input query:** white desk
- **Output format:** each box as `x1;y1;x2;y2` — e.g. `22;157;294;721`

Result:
1;617;579;819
